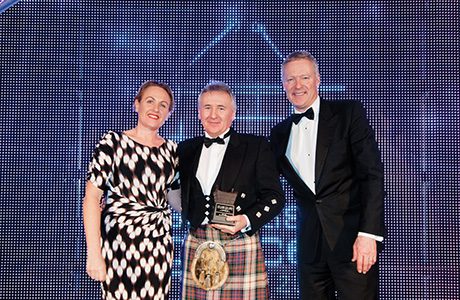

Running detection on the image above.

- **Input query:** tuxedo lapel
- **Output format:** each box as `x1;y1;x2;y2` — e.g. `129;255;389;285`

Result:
183;138;204;193
191;139;203;176
315;100;335;190
217;133;245;191
276;118;292;156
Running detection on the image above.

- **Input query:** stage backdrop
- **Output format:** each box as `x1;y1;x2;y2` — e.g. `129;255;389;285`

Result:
0;1;458;299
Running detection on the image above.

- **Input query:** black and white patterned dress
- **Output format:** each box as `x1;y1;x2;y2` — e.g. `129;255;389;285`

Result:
87;131;177;300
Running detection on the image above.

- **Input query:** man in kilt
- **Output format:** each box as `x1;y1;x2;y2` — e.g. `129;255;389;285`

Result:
177;81;285;299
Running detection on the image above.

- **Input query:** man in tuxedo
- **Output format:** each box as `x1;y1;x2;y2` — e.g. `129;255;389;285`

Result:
178;81;285;299
270;51;384;299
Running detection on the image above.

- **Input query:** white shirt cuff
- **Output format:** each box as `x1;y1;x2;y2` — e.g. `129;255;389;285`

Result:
240;214;252;233
358;231;384;242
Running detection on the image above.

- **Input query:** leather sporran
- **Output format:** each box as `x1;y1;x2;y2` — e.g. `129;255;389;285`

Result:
190;241;229;290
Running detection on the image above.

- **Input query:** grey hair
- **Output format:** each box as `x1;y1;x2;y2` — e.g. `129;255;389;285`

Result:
281;51;320;79
198;80;237;111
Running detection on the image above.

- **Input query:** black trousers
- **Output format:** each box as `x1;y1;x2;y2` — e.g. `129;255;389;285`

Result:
298;235;379;300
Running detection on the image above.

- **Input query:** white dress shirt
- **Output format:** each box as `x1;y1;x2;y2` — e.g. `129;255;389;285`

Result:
286;97;320;194
196;130;230;196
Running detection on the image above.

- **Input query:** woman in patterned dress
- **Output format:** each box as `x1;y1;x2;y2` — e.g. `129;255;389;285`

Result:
83;80;177;300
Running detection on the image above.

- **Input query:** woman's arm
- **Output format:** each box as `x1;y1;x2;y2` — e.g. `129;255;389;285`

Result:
83;181;106;282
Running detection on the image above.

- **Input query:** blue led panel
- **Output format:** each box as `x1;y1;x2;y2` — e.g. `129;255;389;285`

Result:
0;1;458;299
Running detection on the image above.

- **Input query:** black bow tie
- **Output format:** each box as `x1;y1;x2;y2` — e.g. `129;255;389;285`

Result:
292;107;314;125
203;136;224;147
203;130;232;148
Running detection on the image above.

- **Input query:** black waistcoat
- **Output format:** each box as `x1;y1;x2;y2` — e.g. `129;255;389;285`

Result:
187;166;225;228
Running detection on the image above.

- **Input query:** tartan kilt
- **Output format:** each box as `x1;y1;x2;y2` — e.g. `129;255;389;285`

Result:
181;226;269;300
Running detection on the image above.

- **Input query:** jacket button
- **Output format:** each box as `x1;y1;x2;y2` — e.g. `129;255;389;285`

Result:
315;199;322;204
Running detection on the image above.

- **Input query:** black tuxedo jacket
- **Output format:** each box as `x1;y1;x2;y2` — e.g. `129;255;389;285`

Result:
177;130;285;236
270;99;384;262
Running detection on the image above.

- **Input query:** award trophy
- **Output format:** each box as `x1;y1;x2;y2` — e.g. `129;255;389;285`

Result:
211;189;237;225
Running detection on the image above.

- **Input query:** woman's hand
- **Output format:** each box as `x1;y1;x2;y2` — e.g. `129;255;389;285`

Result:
86;252;106;282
